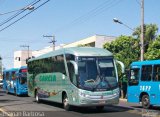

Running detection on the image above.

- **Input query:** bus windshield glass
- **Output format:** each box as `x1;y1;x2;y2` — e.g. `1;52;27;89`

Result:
77;57;117;91
19;69;27;84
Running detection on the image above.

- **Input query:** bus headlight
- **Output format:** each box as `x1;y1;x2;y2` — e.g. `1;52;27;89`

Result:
113;90;119;96
79;92;86;97
79;92;90;98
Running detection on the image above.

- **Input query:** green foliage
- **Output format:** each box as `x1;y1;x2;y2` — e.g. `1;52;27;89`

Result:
132;24;158;41
103;35;140;77
103;23;160;79
132;24;158;52
144;35;160;60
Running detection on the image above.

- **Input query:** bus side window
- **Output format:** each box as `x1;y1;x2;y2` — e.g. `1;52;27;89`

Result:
141;65;152;81
153;65;160;81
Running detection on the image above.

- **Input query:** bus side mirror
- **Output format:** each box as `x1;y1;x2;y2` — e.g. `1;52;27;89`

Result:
68;61;78;75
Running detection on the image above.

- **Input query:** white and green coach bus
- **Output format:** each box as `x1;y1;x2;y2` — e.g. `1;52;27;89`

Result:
27;47;120;111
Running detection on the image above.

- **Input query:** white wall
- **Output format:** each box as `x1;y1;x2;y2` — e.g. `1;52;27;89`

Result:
14;50;32;68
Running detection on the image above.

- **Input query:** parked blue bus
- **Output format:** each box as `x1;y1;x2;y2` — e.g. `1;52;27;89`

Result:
3;66;28;95
127;60;160;108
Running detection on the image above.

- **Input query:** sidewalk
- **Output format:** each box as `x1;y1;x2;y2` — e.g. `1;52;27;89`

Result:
119;98;127;102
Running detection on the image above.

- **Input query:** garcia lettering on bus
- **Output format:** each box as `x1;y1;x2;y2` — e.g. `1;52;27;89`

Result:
39;75;56;82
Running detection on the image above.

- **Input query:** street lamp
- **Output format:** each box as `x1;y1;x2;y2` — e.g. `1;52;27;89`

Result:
23;5;34;10
113;18;135;31
113;18;144;61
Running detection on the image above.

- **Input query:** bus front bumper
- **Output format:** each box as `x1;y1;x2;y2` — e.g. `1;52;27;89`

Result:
75;93;119;107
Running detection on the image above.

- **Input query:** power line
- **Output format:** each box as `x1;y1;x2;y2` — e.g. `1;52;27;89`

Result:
76;0;122;25
0;0;40;27
0;0;50;32
43;35;56;51
55;0;122;33
55;0;113;32
0;6;31;16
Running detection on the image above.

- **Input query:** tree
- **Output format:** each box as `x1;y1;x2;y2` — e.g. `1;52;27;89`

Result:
103;35;140;69
132;24;158;52
144;35;160;60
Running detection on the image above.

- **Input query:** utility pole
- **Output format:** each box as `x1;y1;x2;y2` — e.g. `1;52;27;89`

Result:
140;0;144;61
0;56;2;76
20;45;30;59
43;35;56;51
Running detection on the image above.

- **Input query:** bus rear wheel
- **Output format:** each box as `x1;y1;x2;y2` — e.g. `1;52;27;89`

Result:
14;88;17;96
142;95;151;109
63;94;71;111
6;87;9;94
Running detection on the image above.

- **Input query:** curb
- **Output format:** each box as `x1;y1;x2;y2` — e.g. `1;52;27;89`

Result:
119;98;127;102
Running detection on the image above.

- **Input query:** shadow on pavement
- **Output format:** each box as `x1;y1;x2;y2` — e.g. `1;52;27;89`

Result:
131;105;160;111
35;100;63;109
38;100;134;113
0;99;19;103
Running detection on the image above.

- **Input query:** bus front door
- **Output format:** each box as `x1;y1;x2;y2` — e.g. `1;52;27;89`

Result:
127;68;140;103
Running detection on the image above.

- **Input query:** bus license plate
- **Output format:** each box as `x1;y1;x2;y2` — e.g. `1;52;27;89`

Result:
99;100;105;104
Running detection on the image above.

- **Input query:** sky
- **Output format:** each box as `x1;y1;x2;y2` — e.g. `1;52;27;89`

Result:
0;0;160;69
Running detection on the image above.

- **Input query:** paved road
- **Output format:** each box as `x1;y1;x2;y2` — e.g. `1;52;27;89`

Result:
0;90;159;117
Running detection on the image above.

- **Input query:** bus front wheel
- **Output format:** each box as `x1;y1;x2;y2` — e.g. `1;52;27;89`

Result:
63;94;71;111
35;91;40;103
142;95;151;109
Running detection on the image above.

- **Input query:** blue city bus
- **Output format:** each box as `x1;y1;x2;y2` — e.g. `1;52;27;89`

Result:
127;60;160;108
3;66;28;95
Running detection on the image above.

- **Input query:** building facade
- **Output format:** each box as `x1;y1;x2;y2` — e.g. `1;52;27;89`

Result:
14;35;116;68
14;50;32;68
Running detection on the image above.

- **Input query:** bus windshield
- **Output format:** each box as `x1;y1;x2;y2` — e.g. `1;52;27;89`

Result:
19;69;27;85
77;57;117;91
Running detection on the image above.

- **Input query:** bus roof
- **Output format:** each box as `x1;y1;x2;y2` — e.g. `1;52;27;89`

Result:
3;68;19;73
3;66;27;73
131;60;160;66
28;47;113;62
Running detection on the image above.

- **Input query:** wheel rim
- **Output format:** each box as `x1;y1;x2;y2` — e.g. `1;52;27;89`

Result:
14;89;17;95
36;93;39;102
143;97;149;106
6;88;8;93
64;97;69;107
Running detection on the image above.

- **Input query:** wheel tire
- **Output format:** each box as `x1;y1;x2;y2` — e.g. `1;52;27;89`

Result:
96;106;104;111
63;94;71;111
6;87;9;94
14;88;17;96
142;95;151;109
35;91;40;103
